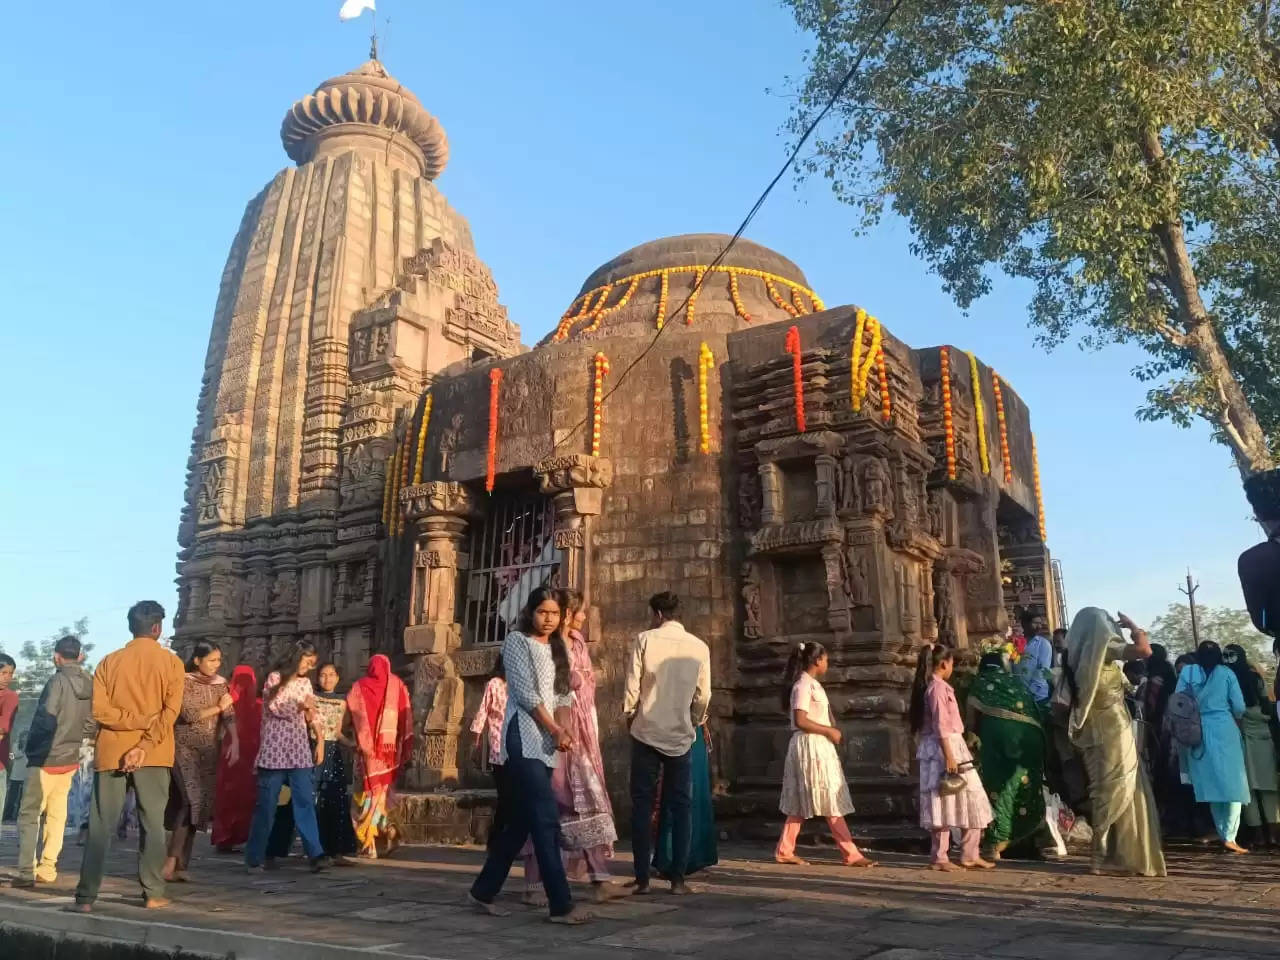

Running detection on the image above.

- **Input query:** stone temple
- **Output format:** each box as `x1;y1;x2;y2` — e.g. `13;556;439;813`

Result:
174;58;1059;838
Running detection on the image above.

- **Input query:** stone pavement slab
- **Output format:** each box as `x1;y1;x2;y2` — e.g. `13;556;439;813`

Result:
2;829;1280;960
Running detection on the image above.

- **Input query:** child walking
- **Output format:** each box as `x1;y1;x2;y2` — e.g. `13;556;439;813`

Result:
775;642;876;867
469;656;508;849
910;643;994;872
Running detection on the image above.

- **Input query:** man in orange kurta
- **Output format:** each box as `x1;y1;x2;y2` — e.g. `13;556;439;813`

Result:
73;600;184;911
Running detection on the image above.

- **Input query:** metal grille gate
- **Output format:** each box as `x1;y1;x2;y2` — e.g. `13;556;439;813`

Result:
461;491;562;645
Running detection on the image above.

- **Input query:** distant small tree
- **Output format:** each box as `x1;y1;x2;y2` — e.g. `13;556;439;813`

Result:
12;618;93;698
1149;603;1275;673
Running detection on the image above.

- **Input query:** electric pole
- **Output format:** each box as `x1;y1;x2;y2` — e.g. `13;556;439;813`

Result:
1179;570;1201;646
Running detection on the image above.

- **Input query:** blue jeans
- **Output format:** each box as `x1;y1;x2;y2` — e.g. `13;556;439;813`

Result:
470;723;573;917
630;737;692;886
245;767;324;867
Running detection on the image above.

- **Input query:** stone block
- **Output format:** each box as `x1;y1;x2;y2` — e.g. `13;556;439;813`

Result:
403;622;458;655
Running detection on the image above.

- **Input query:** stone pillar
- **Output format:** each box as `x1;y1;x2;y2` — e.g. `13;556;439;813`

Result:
400;481;477;790
759;462;782;526
535;454;614;605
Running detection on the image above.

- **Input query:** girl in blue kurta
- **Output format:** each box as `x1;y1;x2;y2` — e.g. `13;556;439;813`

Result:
1175;641;1251;852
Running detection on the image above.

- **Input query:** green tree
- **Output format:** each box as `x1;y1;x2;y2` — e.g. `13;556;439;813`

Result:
781;0;1280;475
1149;602;1275;671
10;619;93;698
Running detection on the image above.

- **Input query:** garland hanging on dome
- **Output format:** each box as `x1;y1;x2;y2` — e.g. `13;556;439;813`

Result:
412;392;432;485
785;325;806;433
1032;435;1047;541
685;268;706;326
552;264;824;341
992;372;1013;484
698;342;714;454
591;352;609;456
939;347;957;479
486;368;503;493
849;309;883;413
967;352;990;476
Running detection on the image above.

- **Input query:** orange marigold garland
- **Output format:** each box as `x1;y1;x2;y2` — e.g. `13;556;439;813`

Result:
1032;435;1047;541
591;352;609;456
411;392;432;485
698;342;714;454
655;270;670;330
582;277;637;336
485;367;503;493
875;345;892;422
792;286;809;315
939;347;957;479
785;325;806;433
992;372;1013;484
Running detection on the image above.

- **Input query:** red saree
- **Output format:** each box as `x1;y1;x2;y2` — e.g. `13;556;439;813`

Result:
347;655;414;856
211;665;260;849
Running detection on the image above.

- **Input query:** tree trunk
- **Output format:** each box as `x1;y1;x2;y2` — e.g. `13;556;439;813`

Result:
1141;130;1275;478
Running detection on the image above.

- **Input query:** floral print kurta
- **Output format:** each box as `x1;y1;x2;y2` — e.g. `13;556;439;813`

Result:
171;676;234;830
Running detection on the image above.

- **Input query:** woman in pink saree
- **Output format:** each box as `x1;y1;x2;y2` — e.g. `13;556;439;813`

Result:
524;590;627;903
346;655;414;858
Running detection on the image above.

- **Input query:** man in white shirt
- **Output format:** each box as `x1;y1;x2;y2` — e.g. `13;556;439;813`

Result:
624;592;711;895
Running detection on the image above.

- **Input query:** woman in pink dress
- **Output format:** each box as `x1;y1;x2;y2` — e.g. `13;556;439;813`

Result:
523;590;627;904
909;643;994;872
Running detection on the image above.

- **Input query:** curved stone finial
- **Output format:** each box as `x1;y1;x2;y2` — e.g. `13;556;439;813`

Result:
280;59;449;179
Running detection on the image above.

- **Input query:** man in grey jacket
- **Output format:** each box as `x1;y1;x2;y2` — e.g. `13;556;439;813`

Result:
13;635;94;886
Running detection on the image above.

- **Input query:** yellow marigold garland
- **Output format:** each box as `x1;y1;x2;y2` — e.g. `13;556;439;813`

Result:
591;352;609;456
1032;435;1047;541
395;421;411;535
380;436;399;530
967;352;990;476
698;342;714;454
655;270;670;330
728;271;752;323
939;347;957;479
992;372;1013;484
554;289;596;342
810;293;825;312
411;392;432;485
685;268;706;326
767;277;800;317
792;286;809;315
582;277;638;336
849;309;882;412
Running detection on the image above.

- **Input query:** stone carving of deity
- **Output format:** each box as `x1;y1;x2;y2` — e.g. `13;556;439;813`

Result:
927;490;944;540
368;325;390;363
838;454;859;512
741;563;762;639
246;570;271;619
197;461;225;524
438;413;465;476
933;564;954;640
900;469;919;524
738;474;762;530
271;571;299;617
843;546;870;607
862;458;890;515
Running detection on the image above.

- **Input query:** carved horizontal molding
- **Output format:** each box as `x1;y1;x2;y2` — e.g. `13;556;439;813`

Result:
749;517;843;555
400;481;477;520
535;454;613;493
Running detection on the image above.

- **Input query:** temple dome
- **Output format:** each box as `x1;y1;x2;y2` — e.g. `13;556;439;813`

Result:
280;59;449;179
547;233;822;343
577;234;810;294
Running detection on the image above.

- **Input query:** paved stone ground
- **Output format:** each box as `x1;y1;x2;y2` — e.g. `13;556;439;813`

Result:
1;826;1279;960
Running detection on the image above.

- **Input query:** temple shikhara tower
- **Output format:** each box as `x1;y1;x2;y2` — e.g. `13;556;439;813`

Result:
175;56;1061;838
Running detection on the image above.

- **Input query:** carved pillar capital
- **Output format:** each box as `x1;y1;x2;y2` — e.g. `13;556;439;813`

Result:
400;481;477;522
535;454;613;497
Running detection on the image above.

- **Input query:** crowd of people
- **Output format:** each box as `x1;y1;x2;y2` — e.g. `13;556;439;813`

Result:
0;600;414;910
4;463;1280;922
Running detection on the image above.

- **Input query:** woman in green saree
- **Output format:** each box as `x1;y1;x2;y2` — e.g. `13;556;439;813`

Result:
965;651;1046;859
654;723;717;877
1065;607;1166;877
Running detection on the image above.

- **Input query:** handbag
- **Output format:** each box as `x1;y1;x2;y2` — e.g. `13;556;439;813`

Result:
939;761;975;797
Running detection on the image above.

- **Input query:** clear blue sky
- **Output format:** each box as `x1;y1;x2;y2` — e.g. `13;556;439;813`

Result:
0;1;1259;662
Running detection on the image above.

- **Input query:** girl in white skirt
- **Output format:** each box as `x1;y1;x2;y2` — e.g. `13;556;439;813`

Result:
910;643;994;872
774;642;876;867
